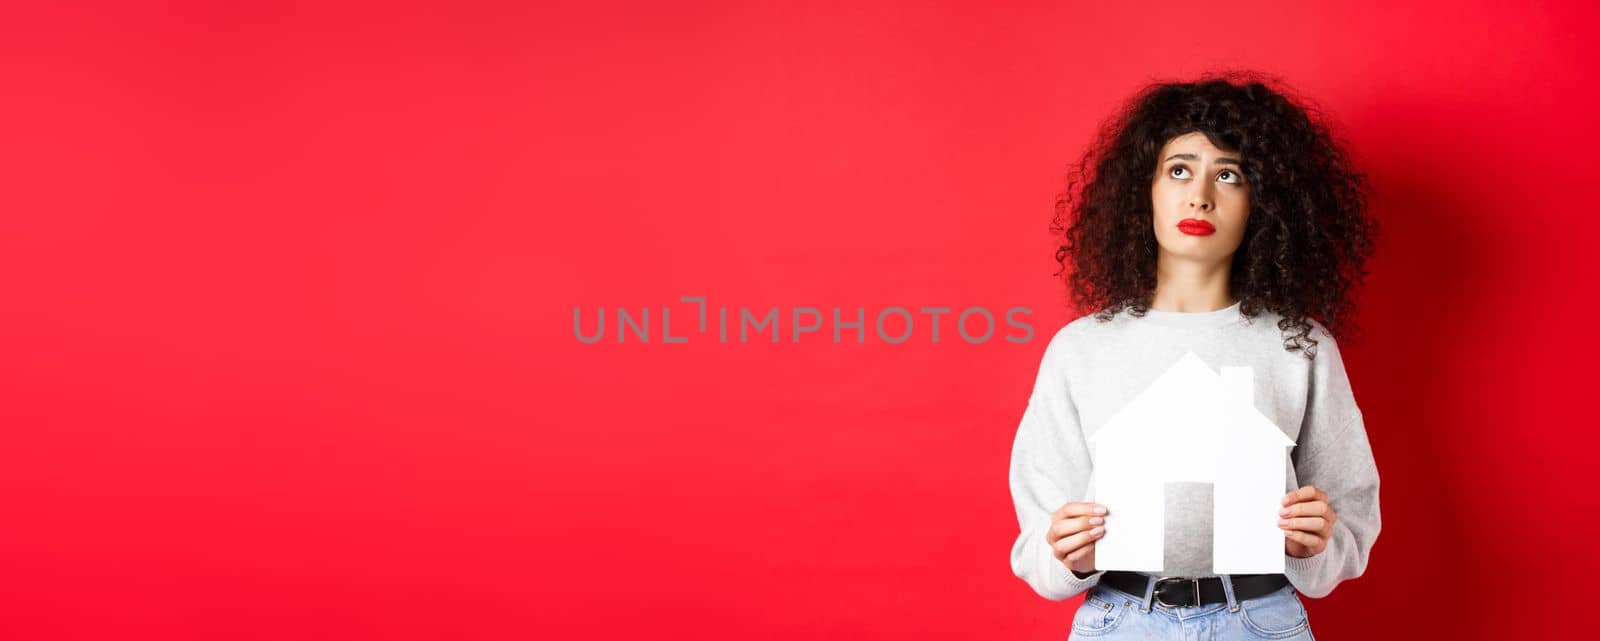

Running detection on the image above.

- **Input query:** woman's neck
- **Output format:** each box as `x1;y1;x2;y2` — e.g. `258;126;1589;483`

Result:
1150;256;1237;312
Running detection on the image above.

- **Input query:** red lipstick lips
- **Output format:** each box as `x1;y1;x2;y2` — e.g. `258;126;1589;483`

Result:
1177;218;1216;236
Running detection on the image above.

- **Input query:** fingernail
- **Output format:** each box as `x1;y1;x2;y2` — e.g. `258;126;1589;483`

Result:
1091;526;1104;535
1089;517;1103;525
1095;506;1108;515
1279;508;1290;516
1278;519;1289;526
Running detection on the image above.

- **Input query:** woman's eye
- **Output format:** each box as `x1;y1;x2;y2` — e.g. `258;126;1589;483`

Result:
1218;170;1240;184
1169;165;1189;179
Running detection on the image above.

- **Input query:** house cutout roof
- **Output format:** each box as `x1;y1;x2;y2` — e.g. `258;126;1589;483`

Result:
1087;350;1293;447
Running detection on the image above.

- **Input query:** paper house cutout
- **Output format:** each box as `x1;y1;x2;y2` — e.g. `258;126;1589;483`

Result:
1086;350;1294;574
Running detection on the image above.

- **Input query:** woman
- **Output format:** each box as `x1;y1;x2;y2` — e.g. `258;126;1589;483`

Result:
1007;74;1381;640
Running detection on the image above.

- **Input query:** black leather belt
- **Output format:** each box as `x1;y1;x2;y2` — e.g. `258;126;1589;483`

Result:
1100;571;1290;608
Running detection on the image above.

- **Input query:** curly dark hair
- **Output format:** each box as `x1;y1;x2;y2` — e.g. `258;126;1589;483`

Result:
1051;71;1376;359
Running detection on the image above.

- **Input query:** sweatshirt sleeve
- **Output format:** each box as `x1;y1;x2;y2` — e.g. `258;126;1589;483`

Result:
1007;328;1103;601
1283;330;1382;598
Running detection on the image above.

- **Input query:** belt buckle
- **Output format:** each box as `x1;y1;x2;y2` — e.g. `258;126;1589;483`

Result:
1153;576;1200;608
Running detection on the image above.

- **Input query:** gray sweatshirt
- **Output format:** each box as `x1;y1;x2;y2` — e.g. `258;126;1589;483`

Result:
1006;301;1380;600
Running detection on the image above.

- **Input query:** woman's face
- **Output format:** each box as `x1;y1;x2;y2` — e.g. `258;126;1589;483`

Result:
1150;131;1251;266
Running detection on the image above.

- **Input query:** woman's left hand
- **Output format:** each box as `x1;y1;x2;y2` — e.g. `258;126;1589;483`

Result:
1280;485;1337;558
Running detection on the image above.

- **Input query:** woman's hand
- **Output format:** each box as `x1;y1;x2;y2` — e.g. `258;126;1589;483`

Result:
1280;485;1337;558
1048;501;1108;576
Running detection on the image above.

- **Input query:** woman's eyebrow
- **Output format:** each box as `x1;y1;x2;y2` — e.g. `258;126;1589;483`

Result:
1163;153;1242;166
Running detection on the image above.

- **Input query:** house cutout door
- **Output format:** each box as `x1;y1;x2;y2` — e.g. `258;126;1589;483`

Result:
1163;481;1214;577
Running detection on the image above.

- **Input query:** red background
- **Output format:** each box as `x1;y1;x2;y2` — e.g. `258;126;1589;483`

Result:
3;1;1597;639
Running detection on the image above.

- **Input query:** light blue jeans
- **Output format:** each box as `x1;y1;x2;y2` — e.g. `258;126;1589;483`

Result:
1069;574;1315;640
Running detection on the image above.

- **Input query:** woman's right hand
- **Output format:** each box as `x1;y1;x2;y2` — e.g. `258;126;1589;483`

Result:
1048;501;1108;576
